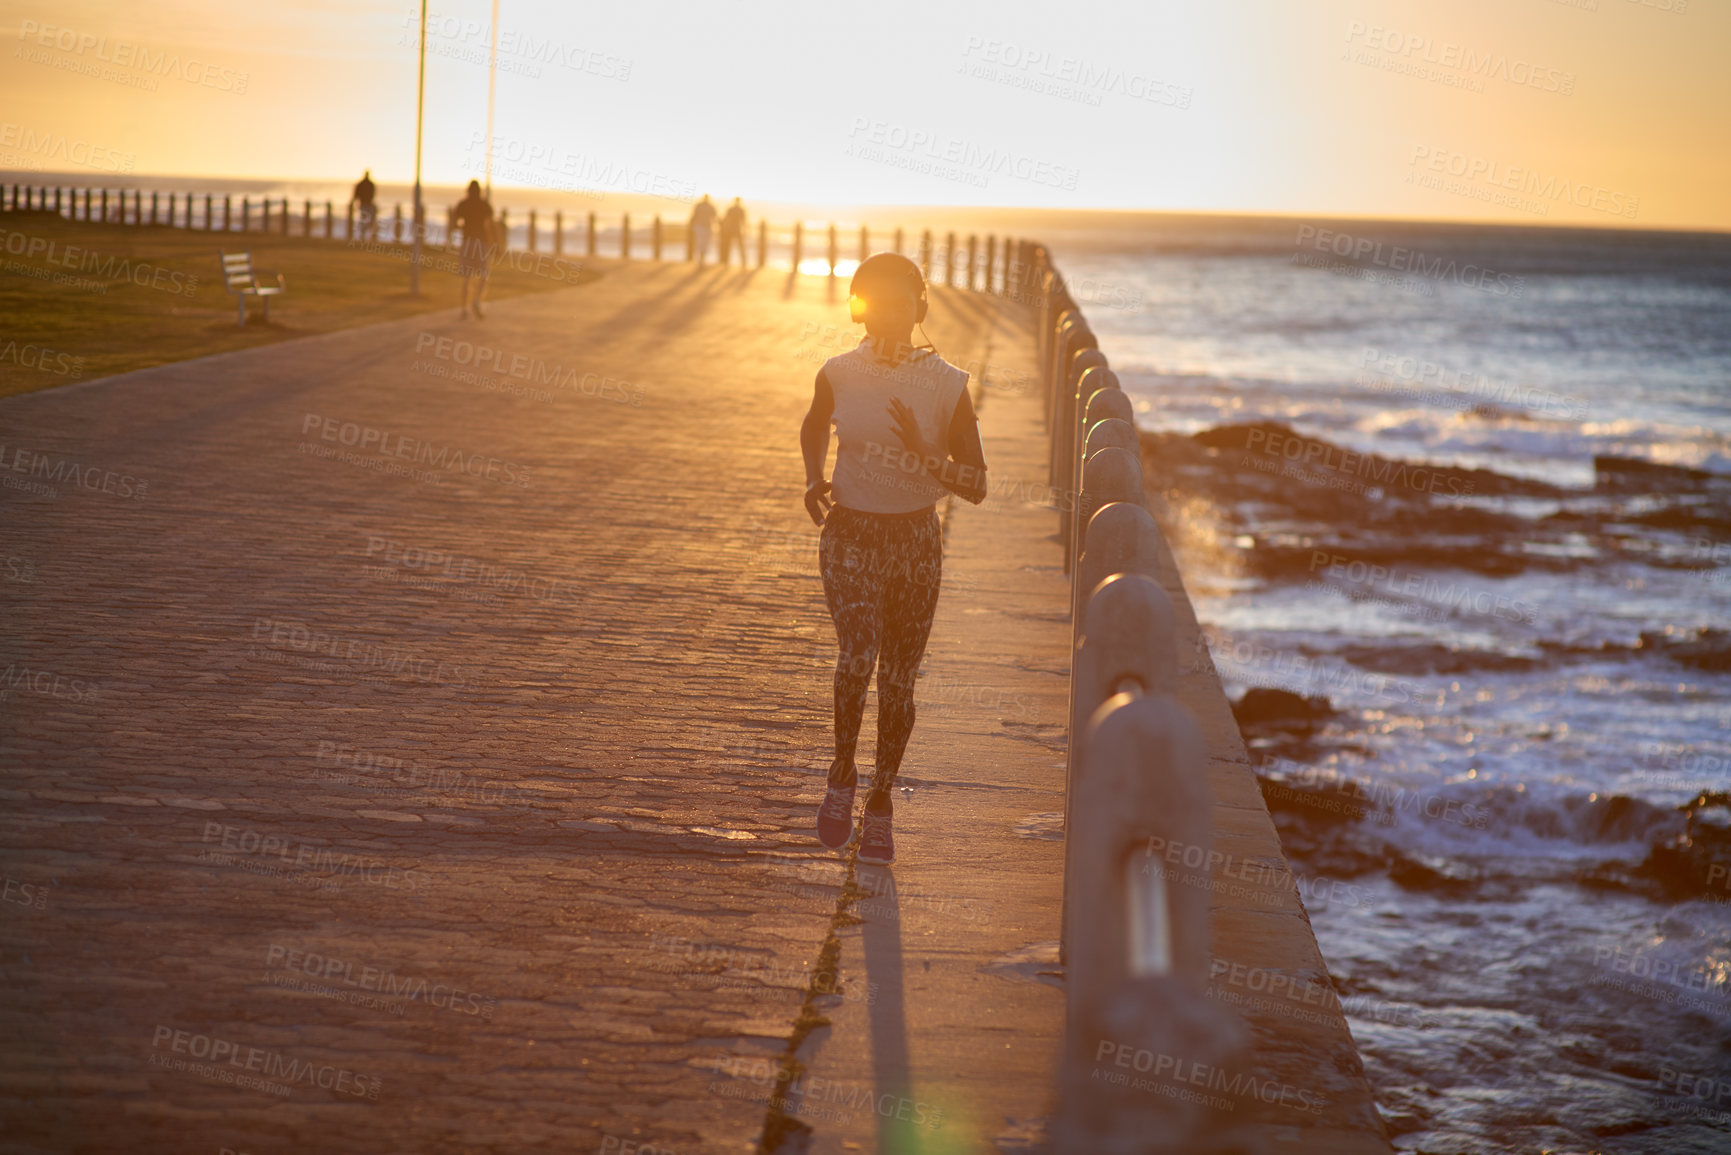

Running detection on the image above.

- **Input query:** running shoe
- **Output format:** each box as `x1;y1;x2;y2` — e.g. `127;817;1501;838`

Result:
817;783;856;850
858;810;895;865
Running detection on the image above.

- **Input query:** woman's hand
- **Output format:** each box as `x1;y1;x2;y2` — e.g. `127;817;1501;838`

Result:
804;478;833;526
887;398;935;463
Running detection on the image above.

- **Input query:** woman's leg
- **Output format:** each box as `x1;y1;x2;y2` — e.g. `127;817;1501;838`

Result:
864;515;943;815
819;513;885;790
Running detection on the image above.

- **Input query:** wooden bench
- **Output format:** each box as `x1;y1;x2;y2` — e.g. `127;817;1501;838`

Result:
219;250;287;327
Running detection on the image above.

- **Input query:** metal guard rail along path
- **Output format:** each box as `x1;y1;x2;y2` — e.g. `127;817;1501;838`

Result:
1020;247;1266;1154
1;182;1031;290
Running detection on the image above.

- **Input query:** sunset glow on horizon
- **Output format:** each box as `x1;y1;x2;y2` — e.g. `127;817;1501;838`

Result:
3;0;1727;231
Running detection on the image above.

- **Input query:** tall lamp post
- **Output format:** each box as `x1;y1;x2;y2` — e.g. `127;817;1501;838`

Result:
486;0;499;200
409;0;428;295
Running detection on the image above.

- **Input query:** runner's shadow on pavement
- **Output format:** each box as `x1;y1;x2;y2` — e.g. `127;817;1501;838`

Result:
856;863;917;1155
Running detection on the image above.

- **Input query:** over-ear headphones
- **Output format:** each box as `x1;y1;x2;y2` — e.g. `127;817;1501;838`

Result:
849;252;927;325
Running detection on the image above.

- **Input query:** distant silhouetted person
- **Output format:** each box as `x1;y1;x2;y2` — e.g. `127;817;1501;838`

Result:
452;180;495;319
800;253;989;864
689;195;717;267
719;197;747;266
353;169;377;242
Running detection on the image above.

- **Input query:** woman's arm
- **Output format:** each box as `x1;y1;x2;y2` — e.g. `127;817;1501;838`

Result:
800;370;836;525
886;388;989;506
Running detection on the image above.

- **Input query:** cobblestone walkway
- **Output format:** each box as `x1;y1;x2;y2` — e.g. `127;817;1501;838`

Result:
0;263;1076;1154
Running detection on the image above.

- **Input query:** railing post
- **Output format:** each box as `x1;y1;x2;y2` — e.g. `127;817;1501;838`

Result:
919;229;932;281
945;230;956;286
587;211;597;256
1056;348;1109;532
102;189;109;224
756;220;767;268
826;222;837;275
792;221;803;271
1055;685;1237;1155
858;224;868;264
621;212;631;259
528;209;537;253
1060;362;1118;569
393;203;403;243
325;200;333;239
281;197;289;236
653;215;662;260
554;210;563;257
893;226;903;255
985;235;996;293
966;234;977;290
345;199;353;240
242;197;250;232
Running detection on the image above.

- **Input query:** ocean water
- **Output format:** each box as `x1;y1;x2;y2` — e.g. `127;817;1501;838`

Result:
1050;218;1731;1154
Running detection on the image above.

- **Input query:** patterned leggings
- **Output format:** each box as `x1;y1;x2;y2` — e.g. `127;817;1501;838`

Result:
818;504;943;814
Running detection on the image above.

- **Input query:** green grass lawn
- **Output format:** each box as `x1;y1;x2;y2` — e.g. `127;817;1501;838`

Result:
0;211;603;399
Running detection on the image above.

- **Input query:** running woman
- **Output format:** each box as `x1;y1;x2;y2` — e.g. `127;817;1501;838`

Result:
799;253;989;864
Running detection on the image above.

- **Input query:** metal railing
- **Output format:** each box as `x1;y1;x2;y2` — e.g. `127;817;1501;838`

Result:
1024;249;1254;1153
0;183;1030;288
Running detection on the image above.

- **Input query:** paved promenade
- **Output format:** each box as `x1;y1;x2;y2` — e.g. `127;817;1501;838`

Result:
0;261;1385;1152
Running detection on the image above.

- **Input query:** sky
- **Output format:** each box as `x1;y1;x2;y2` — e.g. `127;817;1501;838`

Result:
2;0;1727;230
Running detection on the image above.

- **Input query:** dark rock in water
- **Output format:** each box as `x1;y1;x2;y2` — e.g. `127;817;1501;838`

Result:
1634;792;1731;901
1232;688;1336;735
1594;454;1716;494
1639;627;1731;672
1388;851;1481;894
1334;643;1542;677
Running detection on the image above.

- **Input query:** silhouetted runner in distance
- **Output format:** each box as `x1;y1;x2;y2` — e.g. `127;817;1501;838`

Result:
452;180;494;319
352;169;377;241
689;195;716;267
800;252;989;864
